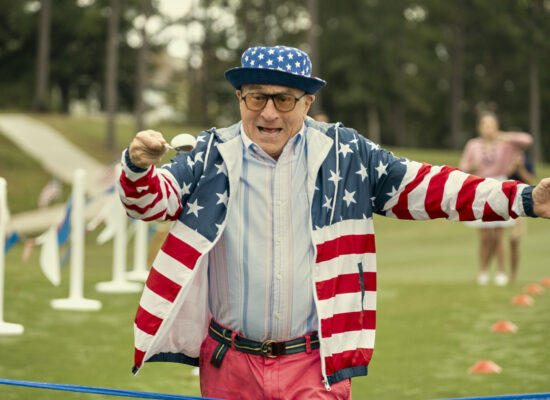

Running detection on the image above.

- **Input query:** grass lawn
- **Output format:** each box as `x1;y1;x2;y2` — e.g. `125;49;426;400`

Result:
1;114;550;399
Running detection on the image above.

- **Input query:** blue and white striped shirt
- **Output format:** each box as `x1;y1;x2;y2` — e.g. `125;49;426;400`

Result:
208;124;318;341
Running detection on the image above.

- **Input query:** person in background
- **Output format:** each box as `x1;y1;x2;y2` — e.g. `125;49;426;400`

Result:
118;46;550;399
506;151;535;283
458;111;532;286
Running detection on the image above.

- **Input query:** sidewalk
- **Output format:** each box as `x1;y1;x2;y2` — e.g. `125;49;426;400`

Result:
0;113;115;234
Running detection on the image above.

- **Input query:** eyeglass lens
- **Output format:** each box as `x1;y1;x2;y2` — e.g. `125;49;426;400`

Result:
243;93;300;112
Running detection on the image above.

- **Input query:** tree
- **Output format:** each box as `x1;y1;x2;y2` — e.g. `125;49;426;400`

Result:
105;0;121;152
32;0;51;111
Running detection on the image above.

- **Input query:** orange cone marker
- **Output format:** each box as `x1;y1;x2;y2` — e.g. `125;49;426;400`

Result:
541;277;550;288
491;320;518;333
525;283;543;295
468;360;502;374
512;294;534;306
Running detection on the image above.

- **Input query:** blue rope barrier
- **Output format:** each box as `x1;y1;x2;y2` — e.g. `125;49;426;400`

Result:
440;393;550;400
0;379;217;400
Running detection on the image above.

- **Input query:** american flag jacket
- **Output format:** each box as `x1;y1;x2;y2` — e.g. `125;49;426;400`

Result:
118;117;535;386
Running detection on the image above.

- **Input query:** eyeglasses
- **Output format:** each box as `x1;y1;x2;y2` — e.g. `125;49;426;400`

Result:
241;92;306;112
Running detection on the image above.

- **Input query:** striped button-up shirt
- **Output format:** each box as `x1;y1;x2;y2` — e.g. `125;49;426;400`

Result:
208;124;318;341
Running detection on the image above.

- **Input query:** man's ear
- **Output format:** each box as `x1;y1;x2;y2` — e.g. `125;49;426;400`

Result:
236;90;242;99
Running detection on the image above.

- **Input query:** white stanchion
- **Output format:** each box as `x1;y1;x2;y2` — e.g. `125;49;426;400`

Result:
51;169;102;311
0;178;24;335
96;166;142;293
126;220;149;282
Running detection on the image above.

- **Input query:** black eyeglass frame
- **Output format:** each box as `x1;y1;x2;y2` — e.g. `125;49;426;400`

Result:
240;92;307;112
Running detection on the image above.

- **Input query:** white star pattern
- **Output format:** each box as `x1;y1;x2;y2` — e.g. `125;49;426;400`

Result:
356;163;368;182
215;223;223;235
343;189;357;207
376;161;388;178
288;53;293;59
386;186;399;197
216;191;228;207
338;143;353;158
258;53;264;60
186;199;203;217
350;136;359;150
322;195;333;210
195;135;206;143
194;152;204;164
181;182;191;196
268;49;275;55
267;59;273;66
239;46;311;77
187;157;195;168
278;55;284;62
368;141;380;151
215;162;227;176
328;170;342;184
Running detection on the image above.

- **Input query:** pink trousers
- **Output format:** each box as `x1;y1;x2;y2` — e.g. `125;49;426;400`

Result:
199;334;351;400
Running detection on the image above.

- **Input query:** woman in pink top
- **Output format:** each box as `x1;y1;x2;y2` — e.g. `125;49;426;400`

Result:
459;111;532;286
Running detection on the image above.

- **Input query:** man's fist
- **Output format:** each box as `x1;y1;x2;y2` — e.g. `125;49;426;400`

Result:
129;130;169;169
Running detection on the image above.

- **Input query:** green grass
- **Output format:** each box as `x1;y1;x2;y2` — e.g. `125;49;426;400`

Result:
2;114;550;399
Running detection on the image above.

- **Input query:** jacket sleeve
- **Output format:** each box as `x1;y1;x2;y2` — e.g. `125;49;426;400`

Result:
367;143;535;221
116;149;191;221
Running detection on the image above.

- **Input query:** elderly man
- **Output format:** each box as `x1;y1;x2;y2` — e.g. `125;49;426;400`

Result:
118;45;550;399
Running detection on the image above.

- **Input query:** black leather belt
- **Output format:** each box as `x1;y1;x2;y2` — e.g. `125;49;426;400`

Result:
208;319;320;367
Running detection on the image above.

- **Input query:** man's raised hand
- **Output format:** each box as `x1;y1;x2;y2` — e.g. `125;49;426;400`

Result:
129;130;169;169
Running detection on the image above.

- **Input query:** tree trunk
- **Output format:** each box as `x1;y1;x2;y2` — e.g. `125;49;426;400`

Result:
135;0;152;133
393;103;407;147
367;105;381;144
449;18;464;150
529;50;541;163
32;0;51;112
307;0;322;116
105;0;120;152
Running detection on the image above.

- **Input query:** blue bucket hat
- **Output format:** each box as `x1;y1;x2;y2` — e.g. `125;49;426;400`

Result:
225;45;326;94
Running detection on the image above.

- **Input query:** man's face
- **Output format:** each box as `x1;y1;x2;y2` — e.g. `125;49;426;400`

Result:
237;84;315;160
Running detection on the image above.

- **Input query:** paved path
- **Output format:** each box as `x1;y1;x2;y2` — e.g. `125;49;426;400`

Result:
0;114;114;234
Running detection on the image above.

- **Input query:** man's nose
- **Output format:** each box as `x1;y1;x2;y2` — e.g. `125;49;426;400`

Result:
260;98;279;119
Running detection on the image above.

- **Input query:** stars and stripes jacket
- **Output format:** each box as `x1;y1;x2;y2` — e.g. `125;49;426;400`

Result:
117;117;535;386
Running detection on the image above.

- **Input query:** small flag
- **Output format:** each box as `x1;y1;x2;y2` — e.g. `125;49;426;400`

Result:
4;231;20;253
35;226;61;286
38;178;62;208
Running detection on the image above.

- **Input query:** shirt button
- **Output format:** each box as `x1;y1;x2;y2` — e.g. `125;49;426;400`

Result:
276;274;282;280
275;313;281;319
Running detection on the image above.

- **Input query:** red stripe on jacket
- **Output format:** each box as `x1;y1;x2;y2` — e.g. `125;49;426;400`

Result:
324;348;374;376
456;174;483;221
424;166;456;219
316;234;375;263
134;349;145;368
135;305;163;336
392;163;432;219
146;267;182;303
321;310;376;338
501;180;519;218
161;234;201;270
316;272;376;301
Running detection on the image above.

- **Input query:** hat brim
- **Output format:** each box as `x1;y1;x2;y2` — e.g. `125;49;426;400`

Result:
225;67;326;94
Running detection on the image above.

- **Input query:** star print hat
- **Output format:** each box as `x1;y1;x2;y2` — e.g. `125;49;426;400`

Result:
225;45;326;94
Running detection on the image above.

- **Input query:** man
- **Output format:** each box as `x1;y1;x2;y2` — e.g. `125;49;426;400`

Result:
118;45;550;399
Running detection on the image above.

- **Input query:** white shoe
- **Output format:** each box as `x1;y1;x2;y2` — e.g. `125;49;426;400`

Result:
477;272;489;285
495;272;509;286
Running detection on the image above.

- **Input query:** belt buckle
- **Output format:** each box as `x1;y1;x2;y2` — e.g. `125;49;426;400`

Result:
260;340;278;358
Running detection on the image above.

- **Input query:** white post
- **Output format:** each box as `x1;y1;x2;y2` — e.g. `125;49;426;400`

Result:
51;169;101;311
126;220;149;281
0;177;24;334
96;165;142;293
